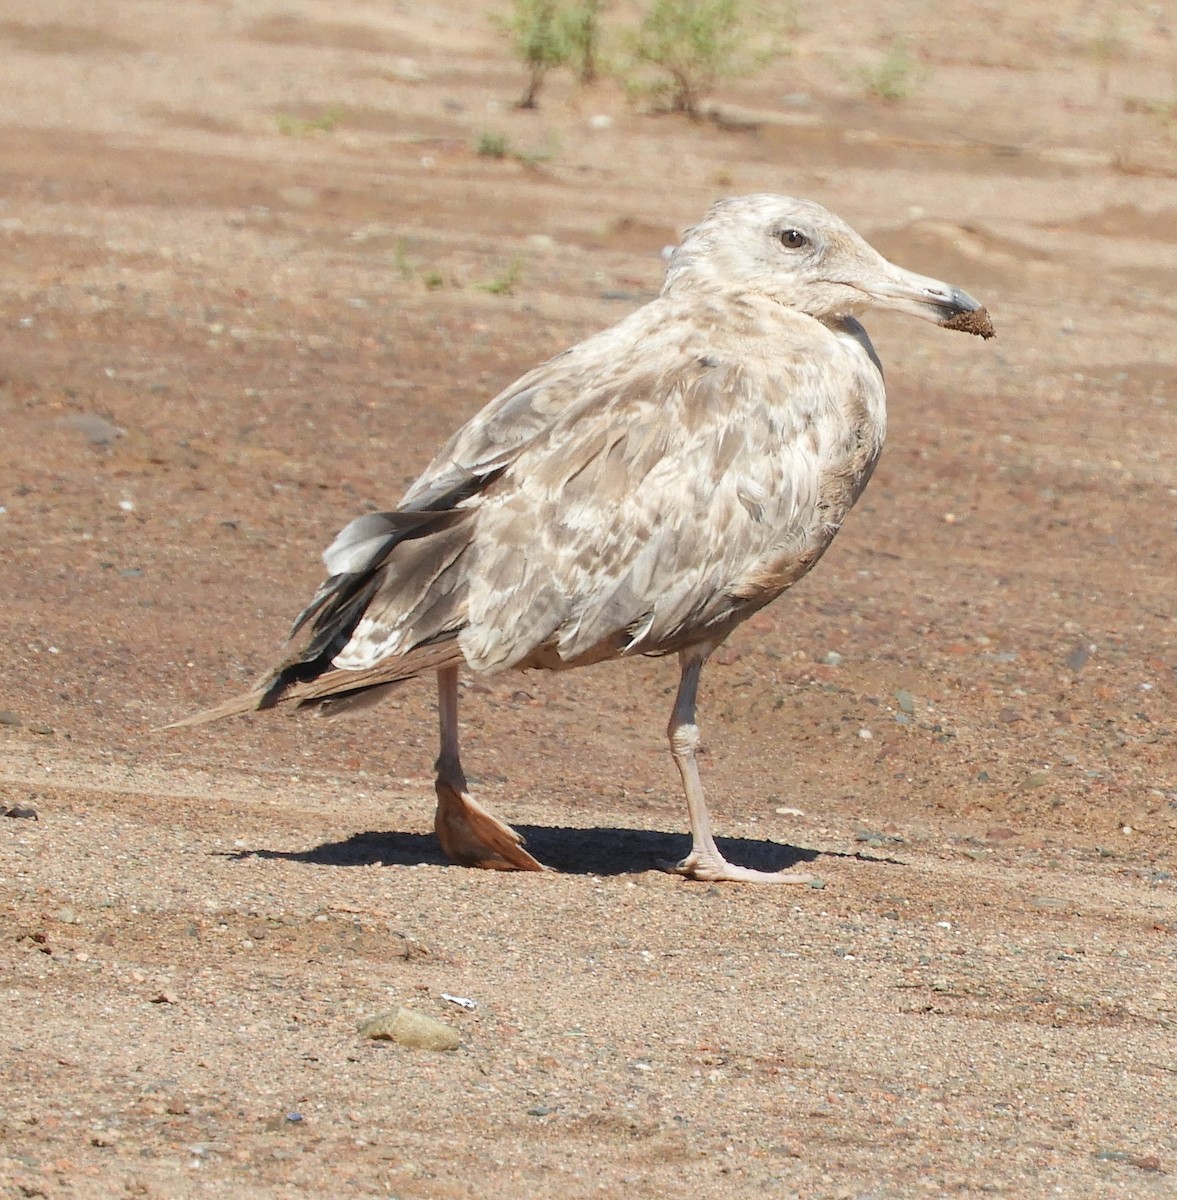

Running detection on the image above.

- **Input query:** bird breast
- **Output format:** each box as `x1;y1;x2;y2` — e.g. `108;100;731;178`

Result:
727;318;886;602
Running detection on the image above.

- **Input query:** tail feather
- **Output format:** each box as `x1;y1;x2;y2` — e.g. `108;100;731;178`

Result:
163;639;464;730
165;471;496;732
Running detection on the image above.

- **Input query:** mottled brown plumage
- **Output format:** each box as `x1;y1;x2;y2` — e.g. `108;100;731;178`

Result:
174;195;993;881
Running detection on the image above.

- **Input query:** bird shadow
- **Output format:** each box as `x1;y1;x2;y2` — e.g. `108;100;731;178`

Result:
221;824;844;877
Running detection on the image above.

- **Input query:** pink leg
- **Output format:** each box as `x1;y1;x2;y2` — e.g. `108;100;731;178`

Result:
433;666;546;872
668;649;816;884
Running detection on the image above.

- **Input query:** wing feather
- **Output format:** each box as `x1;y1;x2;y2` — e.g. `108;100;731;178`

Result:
457;312;885;672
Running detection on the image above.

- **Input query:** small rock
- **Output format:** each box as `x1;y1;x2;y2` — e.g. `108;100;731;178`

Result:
1021;772;1049;789
526;1105;554;1116
1065;643;1091;672
855;829;903;847
58;413;123;446
28;724;54;736
150;990;179;1004
894;689;915;714
820;650;843;666
4;804;38;820
389;933;429;960
998;708;1023;723
0;711;21;726
588;114;613;130
357;1006;460;1051
387;58;427;83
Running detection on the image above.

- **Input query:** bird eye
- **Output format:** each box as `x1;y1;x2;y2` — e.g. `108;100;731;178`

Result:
777;228;808;250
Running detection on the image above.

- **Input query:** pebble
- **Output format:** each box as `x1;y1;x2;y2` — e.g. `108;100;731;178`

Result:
0;711;21;726
357;1006;460;1051
894;690;915;714
4;803;38;820
387;58;427;83
1093;1149;1162;1171
58;412;123;445
1065;643;1091;671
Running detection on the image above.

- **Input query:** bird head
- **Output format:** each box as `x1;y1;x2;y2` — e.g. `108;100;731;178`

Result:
663;194;994;337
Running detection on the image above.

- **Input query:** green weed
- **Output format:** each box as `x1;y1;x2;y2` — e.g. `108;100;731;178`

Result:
275;107;342;136
626;0;785;120
860;42;921;103
478;259;524;295
477;131;513;158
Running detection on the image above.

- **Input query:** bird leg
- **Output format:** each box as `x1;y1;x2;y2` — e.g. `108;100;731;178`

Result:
433;666;546;872
667;648;816;884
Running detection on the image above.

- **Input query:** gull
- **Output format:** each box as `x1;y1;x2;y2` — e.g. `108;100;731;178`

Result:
176;194;993;883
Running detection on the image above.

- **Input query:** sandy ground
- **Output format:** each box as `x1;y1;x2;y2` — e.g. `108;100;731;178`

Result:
1;2;1176;1196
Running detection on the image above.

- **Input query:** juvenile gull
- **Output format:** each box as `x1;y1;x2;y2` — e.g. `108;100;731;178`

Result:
176;194;994;882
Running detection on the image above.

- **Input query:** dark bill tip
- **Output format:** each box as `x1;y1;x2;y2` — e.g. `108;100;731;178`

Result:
939;307;996;339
